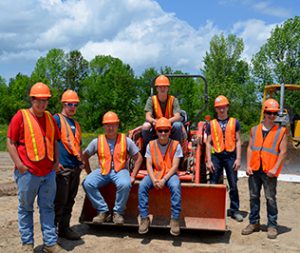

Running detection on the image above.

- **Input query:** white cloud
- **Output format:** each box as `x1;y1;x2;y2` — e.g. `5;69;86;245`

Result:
0;0;286;81
253;2;291;18
231;19;278;61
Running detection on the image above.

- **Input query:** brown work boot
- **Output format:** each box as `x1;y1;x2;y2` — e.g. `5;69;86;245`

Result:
59;227;81;240
113;212;124;225
138;216;150;234
43;243;67;253
92;212;111;224
22;244;34;252
267;226;278;239
241;223;260;235
170;218;180;236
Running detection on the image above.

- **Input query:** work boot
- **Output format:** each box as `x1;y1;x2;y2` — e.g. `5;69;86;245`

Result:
59;227;81;240
267;226;278;239
92;212;111;224
170;218;180;236
113;212;124;225
231;212;243;222
43;243;67;253
138;216;150;234
22;244;34;252
241;223;260;235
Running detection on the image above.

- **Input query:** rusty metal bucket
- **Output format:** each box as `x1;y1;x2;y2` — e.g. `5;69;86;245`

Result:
79;180;227;231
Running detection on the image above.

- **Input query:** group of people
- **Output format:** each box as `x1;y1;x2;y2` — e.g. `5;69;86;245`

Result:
6;75;287;252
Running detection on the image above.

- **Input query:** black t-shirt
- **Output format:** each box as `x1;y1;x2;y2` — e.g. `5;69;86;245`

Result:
206;118;240;135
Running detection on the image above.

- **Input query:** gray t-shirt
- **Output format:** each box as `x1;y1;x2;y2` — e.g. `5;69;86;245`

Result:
84;136;139;170
145;140;183;159
144;96;181;117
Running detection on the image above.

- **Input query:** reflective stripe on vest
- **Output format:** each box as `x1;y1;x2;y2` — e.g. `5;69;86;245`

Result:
210;118;236;153
58;113;81;159
21;109;55;162
152;95;174;119
250;123;286;176
149;139;179;180
97;133;127;175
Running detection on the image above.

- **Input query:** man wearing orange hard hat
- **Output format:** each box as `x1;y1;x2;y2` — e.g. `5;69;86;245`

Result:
206;95;243;222
142;75;183;150
138;117;183;236
6;83;66;252
242;98;287;239
53;90;88;241
82;111;142;225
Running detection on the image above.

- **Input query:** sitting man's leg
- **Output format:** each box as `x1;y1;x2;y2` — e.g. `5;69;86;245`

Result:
138;175;153;234
166;174;181;236
82;169;111;223
110;169;132;224
171;122;183;141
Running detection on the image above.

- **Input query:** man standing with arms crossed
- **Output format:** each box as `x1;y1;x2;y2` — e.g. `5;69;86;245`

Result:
242;98;287;239
7;83;66;253
54;90;88;240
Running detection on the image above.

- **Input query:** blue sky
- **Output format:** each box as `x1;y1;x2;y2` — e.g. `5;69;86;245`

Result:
0;0;299;82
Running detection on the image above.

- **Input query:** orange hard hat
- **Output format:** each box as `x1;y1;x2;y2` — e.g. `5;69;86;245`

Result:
29;82;51;98
205;115;211;121
214;95;229;107
155;117;172;130
61;90;80;103
263;98;280;112
102;111;120;124
155;75;170;87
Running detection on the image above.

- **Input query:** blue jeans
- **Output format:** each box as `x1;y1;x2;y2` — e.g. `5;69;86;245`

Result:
142;121;183;146
210;152;240;215
248;170;278;227
138;174;181;219
82;168;131;214
14;170;57;246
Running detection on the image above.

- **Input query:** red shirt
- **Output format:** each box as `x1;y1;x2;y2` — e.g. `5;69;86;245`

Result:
7;110;60;176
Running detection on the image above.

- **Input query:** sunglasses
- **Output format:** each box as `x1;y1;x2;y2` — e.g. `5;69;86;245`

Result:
265;111;278;116
65;103;78;107
157;129;170;133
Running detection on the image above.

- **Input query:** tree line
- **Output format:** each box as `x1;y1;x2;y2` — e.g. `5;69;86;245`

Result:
0;17;299;133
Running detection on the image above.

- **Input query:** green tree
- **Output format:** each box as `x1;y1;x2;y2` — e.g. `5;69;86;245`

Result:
64;50;89;92
252;16;300;113
31;49;66;113
202;34;259;131
1;74;32;123
80;55;138;131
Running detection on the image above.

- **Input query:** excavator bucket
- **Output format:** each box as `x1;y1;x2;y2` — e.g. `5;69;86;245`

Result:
79;74;227;232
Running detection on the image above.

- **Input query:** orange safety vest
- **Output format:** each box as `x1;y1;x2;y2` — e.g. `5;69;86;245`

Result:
210;118;236;153
97;133;127;175
58;113;81;159
21;109;55;162
149;139;179;179
152;95;174;119
249;123;286;177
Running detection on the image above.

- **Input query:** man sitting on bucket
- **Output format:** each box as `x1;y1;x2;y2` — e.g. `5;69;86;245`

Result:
82;111;142;225
142;75;183;150
138;117;183;236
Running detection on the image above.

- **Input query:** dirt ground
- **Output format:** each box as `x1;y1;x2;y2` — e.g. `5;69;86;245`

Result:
0;151;300;253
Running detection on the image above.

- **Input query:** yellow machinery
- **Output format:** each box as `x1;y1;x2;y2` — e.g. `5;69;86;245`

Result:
261;84;300;149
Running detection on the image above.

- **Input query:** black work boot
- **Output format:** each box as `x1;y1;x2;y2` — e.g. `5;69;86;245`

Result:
59;227;81;240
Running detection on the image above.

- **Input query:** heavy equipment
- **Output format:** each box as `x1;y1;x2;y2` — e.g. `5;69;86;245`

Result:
79;74;227;231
